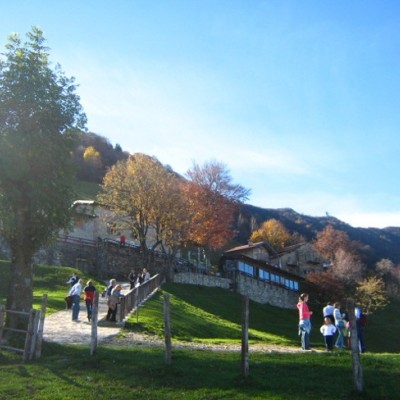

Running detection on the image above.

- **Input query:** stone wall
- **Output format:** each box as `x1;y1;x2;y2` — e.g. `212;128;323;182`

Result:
31;238;167;280
173;272;231;289
235;273;298;309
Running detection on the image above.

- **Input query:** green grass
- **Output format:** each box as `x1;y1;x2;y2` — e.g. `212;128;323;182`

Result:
127;283;299;347
0;342;399;399
1;262;400;399
73;180;100;200
126;283;400;353
0;260;106;314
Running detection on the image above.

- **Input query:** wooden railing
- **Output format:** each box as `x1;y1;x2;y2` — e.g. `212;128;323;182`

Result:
118;273;164;322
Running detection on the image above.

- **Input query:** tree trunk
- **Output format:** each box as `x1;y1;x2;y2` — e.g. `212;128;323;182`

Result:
6;208;34;330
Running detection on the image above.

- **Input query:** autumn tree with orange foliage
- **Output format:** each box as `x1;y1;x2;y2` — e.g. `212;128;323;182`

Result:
183;161;250;264
308;224;375;308
313;224;353;261
249;219;292;251
98;153;185;269
304;271;347;305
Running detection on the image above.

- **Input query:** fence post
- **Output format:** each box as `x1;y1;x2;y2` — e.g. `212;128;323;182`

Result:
347;298;364;393
90;292;99;355
23;309;36;362
241;295;249;378
163;293;172;365
29;310;41;360
35;294;48;360
0;305;5;344
136;288;139;323
119;296;126;321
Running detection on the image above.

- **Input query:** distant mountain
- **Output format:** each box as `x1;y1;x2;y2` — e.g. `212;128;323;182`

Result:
235;204;400;266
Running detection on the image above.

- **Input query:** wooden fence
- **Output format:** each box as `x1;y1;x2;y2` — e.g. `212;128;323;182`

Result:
0;295;47;361
118;273;164;322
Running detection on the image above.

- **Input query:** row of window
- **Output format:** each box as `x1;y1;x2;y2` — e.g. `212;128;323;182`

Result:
238;261;299;291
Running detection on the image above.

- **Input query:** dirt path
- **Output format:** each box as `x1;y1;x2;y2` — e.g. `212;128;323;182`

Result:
101;331;322;353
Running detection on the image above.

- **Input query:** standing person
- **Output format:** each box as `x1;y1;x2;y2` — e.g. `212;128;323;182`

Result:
333;302;346;349
323;301;335;324
119;234;126;247
68;279;83;321
106;278;116;297
320;317;337;351
83;280;96;322
142;268;150;283
128;269;138;289
106;284;123;322
66;272;79;287
297;293;313;350
355;306;367;353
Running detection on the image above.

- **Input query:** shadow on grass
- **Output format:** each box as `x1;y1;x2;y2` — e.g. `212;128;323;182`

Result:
17;342;397;400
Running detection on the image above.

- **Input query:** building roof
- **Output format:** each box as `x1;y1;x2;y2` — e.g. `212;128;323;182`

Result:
224;241;278;256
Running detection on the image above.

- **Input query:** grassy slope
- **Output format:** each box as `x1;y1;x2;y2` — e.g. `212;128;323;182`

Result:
0;260;106;314
1;264;400;399
127;283;299;347
127;282;400;353
73;180;100;200
1;261;399;352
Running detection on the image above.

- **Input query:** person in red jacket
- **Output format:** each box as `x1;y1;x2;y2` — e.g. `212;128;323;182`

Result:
84;280;96;322
297;293;313;350
119;234;126;247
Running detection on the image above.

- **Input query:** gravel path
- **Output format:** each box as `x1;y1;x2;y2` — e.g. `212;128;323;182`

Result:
43;283;130;345
101;331;321;353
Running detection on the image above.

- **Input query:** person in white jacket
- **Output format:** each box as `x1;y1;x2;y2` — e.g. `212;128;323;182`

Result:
68;279;83;321
320;317;337;351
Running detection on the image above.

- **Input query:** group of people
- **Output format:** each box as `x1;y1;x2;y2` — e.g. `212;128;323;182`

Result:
128;268;151;289
66;273;96;322
104;278;124;322
297;293;366;352
64;267;152;323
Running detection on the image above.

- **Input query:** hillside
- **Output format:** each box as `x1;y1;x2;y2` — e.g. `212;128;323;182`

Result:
72;131;400;266
235;204;400;265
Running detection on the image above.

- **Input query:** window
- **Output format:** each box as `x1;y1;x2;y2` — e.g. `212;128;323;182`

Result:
238;261;254;277
259;269;270;281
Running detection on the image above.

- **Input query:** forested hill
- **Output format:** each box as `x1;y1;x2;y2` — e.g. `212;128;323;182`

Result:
236;204;400;265
72;131;400;265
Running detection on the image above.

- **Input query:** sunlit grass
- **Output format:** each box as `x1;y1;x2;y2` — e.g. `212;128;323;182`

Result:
126;283;302;348
1;262;400;399
0;261;105;315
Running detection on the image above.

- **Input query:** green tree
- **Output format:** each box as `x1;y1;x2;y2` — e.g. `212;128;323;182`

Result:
356;277;388;314
0;28;86;326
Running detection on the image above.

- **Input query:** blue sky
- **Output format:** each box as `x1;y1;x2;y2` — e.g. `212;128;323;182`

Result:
1;1;400;228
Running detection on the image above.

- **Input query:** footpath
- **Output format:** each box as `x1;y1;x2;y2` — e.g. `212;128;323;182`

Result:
43;283;131;345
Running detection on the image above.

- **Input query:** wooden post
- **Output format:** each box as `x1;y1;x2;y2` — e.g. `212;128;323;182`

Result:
90;292;99;355
136;287;140;323
23;309;36;362
163;293;172;365
347;298;364;393
241;295;249;378
0;305;5;344
35;294;48;359
29;310;41;360
119;296;126;321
